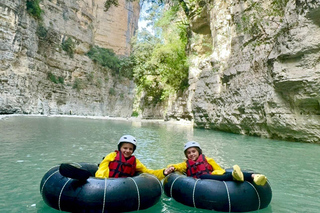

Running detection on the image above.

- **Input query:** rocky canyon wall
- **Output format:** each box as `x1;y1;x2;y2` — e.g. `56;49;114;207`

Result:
183;0;320;143
1;0;320;143
0;0;139;116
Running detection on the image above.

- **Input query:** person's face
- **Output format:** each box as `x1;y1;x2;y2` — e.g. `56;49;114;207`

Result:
120;143;134;158
186;147;199;161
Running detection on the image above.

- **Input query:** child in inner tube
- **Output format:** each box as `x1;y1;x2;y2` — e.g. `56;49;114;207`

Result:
60;135;174;180
166;141;267;186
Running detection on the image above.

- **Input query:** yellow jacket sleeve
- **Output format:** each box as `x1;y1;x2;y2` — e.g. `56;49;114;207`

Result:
95;152;166;180
135;158;166;180
206;157;226;175
167;161;188;174
95;152;117;178
168;157;226;175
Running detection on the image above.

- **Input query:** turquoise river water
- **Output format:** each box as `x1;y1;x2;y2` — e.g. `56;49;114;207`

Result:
0;116;319;213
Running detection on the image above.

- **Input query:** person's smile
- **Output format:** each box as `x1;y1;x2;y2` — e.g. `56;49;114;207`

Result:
186;147;200;161
120;143;134;158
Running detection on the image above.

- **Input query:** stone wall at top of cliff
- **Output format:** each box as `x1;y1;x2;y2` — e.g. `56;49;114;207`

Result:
93;0;140;56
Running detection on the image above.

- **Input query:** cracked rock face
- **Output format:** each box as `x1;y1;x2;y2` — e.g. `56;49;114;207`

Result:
186;0;320;143
0;0;139;117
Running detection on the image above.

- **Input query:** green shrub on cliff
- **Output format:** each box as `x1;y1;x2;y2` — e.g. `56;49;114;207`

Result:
26;0;42;20
48;72;64;84
61;37;75;58
87;46;120;70
73;78;84;91
131;111;139;117
48;72;58;84
36;23;47;39
87;46;120;72
86;46;134;79
104;0;136;12
104;0;119;11
109;88;116;96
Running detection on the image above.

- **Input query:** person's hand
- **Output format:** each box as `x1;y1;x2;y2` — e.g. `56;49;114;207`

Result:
164;166;175;176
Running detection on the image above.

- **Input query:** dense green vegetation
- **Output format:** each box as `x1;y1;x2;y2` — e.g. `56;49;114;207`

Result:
86;46;134;79
131;2;189;104
131;111;139;117
26;0;42;19
87;1;191;104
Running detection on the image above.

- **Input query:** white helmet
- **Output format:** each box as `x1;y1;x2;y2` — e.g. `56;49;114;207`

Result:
118;135;137;151
184;141;202;152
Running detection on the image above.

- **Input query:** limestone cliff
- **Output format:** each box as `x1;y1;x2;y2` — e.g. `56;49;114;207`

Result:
169;0;320;143
1;0;320;143
0;0;139;116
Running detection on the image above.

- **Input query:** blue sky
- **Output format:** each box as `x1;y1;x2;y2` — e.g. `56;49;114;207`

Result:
138;2;153;33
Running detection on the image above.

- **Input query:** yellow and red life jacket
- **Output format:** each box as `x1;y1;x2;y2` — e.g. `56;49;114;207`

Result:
109;150;136;178
186;154;213;178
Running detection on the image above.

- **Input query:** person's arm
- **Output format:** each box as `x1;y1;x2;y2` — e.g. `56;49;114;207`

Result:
95;152;117;178
135;159;168;180
167;161;187;174
206;157;226;175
